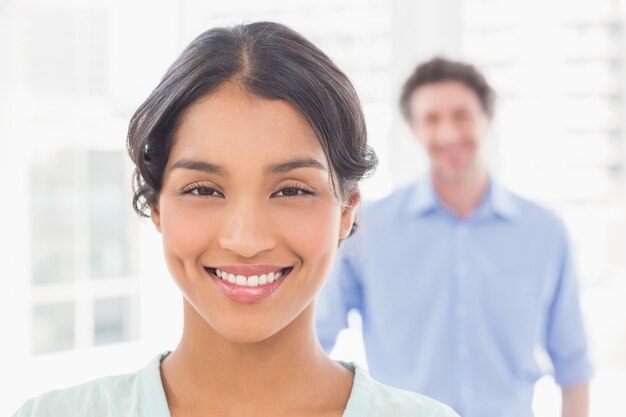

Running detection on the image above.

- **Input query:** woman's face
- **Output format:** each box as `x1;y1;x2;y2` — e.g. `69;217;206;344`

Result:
151;83;358;344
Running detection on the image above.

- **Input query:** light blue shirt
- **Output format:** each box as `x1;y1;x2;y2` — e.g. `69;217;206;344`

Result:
12;352;458;417
316;176;593;417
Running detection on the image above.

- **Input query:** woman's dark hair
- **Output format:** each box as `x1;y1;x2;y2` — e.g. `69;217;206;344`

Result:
127;22;377;227
399;57;496;121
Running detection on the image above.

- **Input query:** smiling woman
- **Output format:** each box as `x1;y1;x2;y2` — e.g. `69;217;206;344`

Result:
153;87;356;345
11;22;458;417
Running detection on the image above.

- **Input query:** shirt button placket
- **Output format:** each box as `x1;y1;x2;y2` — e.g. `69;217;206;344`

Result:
457;344;470;360
460;385;472;400
455;222;471;410
455;262;468;278
456;303;468;319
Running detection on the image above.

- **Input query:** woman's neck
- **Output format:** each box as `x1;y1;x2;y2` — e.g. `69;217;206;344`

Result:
160;300;352;416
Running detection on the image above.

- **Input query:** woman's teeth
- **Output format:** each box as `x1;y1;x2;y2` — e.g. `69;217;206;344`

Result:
215;269;284;287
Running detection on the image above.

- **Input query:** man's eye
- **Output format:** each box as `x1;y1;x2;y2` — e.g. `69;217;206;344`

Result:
423;115;437;125
455;111;470;121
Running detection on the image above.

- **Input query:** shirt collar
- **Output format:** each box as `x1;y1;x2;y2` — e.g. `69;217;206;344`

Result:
408;173;519;221
488;180;519;221
407;175;439;216
140;352;173;417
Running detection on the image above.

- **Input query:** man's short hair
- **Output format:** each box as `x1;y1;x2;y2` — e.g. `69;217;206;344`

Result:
399;57;496;121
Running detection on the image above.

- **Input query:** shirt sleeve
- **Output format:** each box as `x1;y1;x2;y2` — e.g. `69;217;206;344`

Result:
546;220;594;387
315;238;364;353
10;400;34;417
10;398;54;417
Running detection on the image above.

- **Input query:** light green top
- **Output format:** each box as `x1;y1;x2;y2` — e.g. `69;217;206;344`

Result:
12;352;458;417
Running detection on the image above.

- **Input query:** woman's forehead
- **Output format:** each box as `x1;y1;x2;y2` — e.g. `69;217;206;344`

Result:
179;87;317;141
168;85;329;172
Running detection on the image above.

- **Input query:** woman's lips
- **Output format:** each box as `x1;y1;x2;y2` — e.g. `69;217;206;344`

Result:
204;266;292;303
212;264;287;277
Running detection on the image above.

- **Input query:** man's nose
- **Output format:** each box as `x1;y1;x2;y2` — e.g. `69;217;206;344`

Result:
435;119;462;144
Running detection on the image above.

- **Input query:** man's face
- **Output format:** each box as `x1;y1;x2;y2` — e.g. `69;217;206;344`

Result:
407;80;490;182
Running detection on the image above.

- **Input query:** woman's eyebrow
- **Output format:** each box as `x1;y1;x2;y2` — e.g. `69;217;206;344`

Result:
168;158;326;175
267;158;327;174
169;159;225;175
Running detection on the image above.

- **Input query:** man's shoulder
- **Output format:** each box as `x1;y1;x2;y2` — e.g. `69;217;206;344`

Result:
361;182;416;219
499;187;566;231
366;379;459;417
11;371;141;417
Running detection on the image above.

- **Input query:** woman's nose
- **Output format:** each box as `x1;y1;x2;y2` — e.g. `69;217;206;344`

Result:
218;201;277;258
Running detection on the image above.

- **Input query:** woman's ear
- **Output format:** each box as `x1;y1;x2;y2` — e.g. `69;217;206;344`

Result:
150;205;162;233
339;191;360;239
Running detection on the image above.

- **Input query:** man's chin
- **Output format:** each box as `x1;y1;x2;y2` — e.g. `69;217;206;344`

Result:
432;162;480;184
433;167;473;183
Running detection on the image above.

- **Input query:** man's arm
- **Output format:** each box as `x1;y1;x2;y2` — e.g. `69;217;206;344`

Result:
561;383;589;417
546;221;593;416
315;245;363;353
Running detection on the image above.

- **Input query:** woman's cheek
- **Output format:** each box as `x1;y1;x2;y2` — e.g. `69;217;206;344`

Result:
161;199;219;259
274;201;341;258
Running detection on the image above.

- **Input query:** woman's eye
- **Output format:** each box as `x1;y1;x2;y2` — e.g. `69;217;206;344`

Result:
274;187;314;197
195;187;215;196
183;186;222;197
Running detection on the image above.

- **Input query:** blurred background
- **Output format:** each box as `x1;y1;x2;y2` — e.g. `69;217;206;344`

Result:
1;0;625;415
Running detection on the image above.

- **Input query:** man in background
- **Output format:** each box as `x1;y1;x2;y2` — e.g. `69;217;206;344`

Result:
316;57;593;417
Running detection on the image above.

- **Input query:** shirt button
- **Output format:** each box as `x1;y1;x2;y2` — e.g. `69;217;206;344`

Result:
455;262;468;277
460;385;472;400
458;345;470;359
456;304;468;319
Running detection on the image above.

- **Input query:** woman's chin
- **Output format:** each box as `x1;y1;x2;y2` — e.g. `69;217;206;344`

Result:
213;320;284;345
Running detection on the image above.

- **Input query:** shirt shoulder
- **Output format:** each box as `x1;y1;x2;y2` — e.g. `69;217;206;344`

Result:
342;362;458;417
365;380;459;417
501;189;568;233
344;183;415;253
361;183;416;221
11;371;142;417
